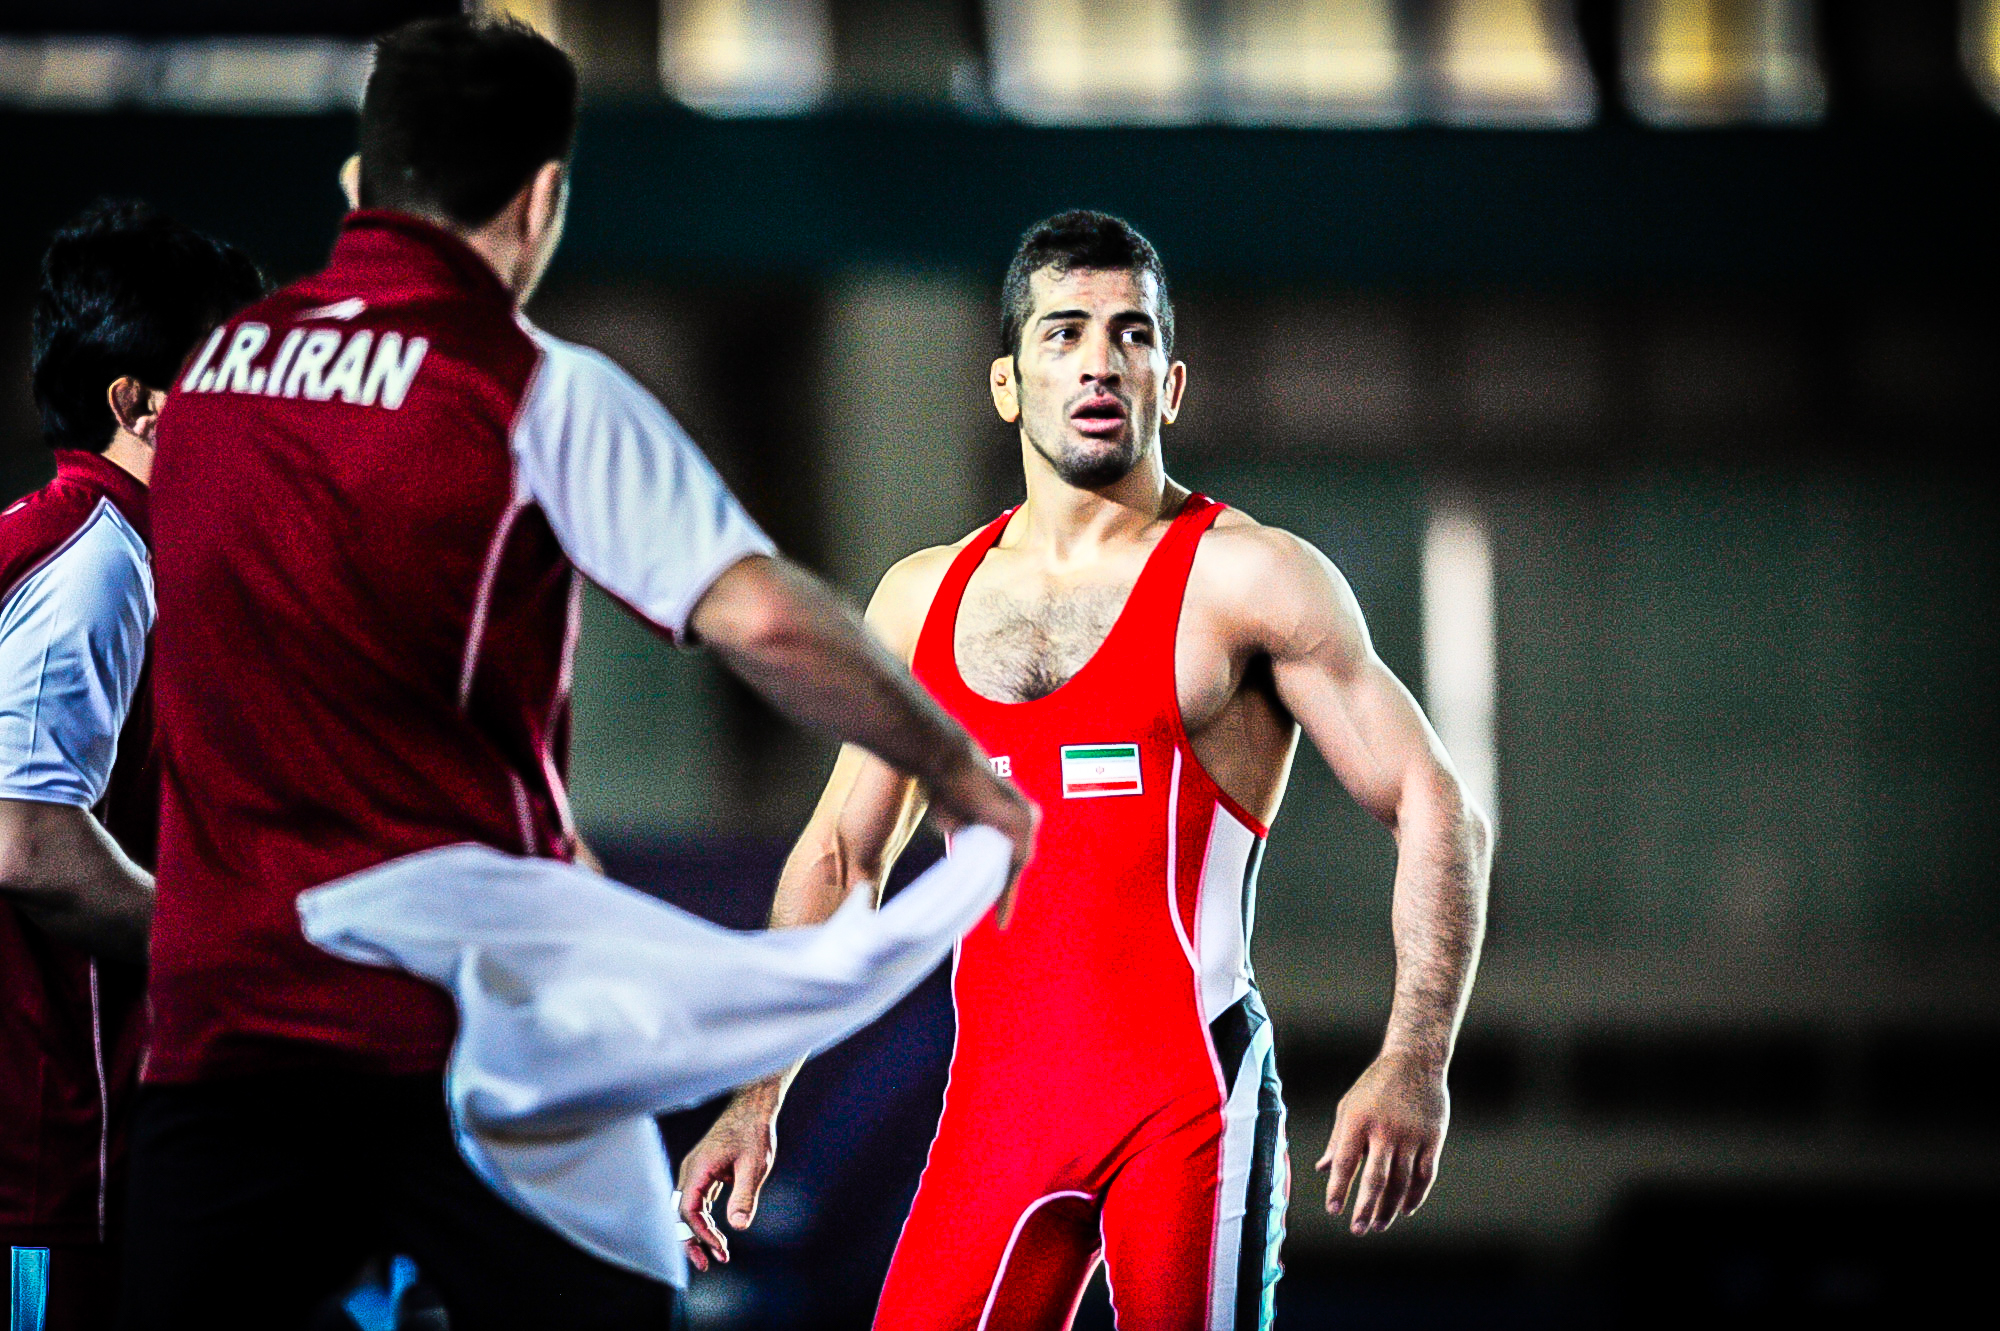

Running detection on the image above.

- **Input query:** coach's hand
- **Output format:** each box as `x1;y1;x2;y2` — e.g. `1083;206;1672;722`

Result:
1316;1051;1449;1236
677;1080;782;1271
922;751;1038;927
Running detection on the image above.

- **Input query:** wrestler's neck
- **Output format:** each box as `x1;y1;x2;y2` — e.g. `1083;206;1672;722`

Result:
1011;438;1186;567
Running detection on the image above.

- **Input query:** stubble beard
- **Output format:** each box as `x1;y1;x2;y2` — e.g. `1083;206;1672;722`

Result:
1022;405;1148;491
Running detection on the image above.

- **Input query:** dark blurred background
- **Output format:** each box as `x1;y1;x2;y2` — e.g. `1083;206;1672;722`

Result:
5;1;1998;1327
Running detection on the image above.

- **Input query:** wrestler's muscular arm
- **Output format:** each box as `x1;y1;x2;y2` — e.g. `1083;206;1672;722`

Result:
1201;522;1492;1237
677;547;1004;1270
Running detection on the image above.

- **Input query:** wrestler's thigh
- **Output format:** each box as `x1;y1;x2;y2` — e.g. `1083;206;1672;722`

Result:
1098;1116;1223;1331
1102;1081;1288;1330
875;1135;1098;1331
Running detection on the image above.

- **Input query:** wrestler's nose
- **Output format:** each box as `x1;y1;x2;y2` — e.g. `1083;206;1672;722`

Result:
1078;325;1119;384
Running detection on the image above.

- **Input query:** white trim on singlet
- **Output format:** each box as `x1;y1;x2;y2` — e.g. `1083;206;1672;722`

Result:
1097;1212;1119;1331
510;327;775;643
0;498;152;808
1207;1015;1275;1329
1167;748;1230;1105
1194;808;1257;1024
977;1190;1096;1331
1165;749;1197;971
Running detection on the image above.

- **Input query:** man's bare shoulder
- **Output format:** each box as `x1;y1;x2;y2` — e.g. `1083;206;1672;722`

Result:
872;526;985;613
1193;505;1368;656
866;527;988;655
1198;506;1336;589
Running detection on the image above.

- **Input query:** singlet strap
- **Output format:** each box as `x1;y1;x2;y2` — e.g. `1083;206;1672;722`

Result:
1117;492;1224;627
911;507;1016;685
1101;491;1225;704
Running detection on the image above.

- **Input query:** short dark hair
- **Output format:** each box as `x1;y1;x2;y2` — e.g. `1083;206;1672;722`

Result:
1000;210;1174;358
32;200;265;452
359;16;579;228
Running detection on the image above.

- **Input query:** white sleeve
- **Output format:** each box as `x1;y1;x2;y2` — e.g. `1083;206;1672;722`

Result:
0;502;153;807
511;329;776;640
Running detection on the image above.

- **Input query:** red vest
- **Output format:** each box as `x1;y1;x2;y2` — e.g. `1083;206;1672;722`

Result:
0;449;150;1244
147;214;576;1083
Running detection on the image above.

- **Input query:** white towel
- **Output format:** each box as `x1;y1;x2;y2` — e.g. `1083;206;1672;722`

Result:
297;826;1010;1288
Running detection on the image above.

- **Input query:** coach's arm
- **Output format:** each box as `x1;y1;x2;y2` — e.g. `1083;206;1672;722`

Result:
677;547;995;1271
689;552;1029;866
0;798;153;963
1222;527;1492;1237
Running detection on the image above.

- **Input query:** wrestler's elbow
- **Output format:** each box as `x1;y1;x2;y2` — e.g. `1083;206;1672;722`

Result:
1404;761;1492;875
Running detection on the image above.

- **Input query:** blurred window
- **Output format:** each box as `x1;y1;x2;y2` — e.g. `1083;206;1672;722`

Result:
1968;0;2000;111
1428;0;1596;126
1215;0;1412;127
658;0;832;115
0;35;368;111
1623;0;1826;126
155;39;372;112
1422;503;1498;832
0;37;140;109
985;0;1201;125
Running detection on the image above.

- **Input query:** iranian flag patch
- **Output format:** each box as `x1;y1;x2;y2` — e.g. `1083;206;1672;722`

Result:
1060;743;1143;799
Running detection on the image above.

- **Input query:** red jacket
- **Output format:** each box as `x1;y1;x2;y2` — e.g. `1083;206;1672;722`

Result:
0;449;152;1245
147;212;770;1084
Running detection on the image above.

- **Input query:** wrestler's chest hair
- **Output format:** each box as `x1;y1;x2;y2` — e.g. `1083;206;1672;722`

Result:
955;581;1134;704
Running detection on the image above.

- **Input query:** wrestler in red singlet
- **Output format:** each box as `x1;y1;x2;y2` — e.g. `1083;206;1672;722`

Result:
881;493;1287;1327
678;212;1492;1331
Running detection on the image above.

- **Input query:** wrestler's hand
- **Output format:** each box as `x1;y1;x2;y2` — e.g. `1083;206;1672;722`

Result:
1315;1051;1449;1236
676;1079;782;1271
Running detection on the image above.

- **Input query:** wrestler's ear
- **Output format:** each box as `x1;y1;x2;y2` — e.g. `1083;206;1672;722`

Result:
990;356;1021;424
1161;360;1187;426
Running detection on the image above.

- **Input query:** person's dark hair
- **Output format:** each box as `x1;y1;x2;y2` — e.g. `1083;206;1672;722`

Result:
31;200;266;452
1000;210;1174;359
359;16;579;228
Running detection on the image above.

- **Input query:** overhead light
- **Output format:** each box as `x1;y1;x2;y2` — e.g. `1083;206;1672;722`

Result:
1967;0;2000;113
1215;0;1412;127
1624;0;1826;126
659;0;832;116
1429;0;1597;127
481;0;565;37
986;0;1201;125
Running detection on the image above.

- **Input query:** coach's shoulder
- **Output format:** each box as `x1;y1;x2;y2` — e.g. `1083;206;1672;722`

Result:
525;326;632;396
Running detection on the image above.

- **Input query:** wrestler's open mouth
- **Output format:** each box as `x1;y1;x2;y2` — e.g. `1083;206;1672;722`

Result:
1070;394;1128;438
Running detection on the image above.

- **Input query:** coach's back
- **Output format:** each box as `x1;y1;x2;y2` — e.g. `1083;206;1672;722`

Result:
146;209;762;1085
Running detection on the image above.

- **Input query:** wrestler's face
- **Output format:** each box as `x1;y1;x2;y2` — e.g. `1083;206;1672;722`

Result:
992;267;1185;491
